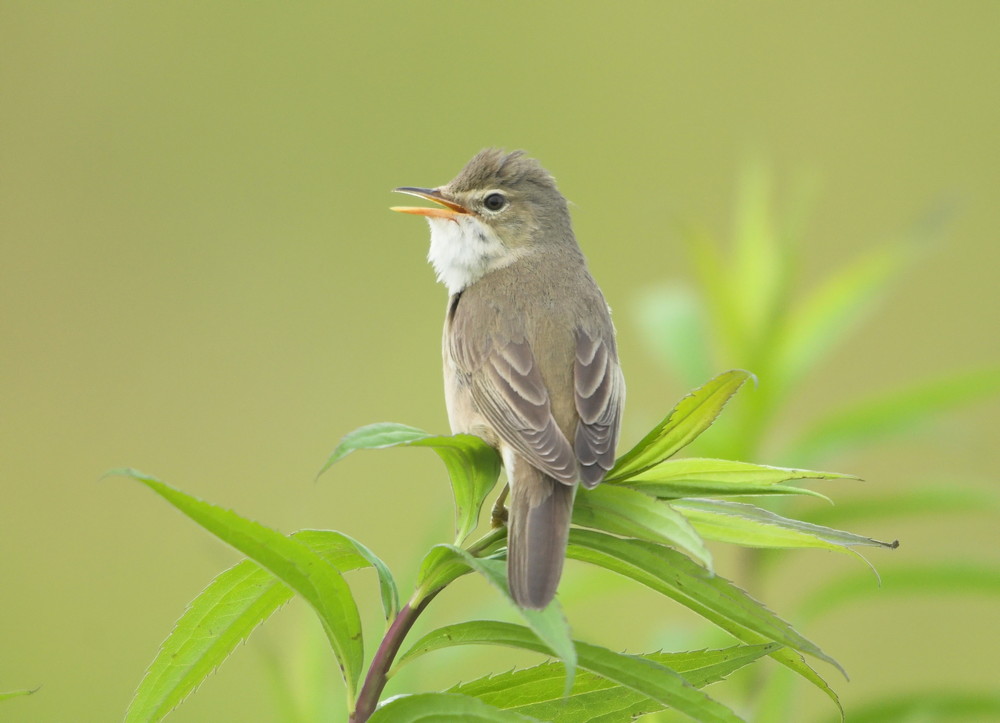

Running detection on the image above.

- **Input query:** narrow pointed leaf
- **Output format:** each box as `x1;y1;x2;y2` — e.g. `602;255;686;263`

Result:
400;621;742;723
367;693;540;722
786;367;1000;463
127;560;292;722
111;469;364;704
414;544;477;594
0;689;36;702
774;244;909;392
732;161;787;347
616;457;850;501
126;529;394;723
451;644;778;722
573;485;712;570
566;528;847;692
413;545;576;692
625;458;856;485
295;529;399;623
321;423;500;544
608;370;754;482
673;499;897;552
320;422;429;469
408;435;501;543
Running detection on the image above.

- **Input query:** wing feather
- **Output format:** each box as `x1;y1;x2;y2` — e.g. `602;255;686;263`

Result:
470;339;579;484
574;329;625;488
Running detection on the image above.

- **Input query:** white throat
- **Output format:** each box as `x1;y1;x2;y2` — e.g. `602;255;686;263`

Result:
425;215;513;294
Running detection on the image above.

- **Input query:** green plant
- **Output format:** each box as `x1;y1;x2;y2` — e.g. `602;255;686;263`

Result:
111;366;896;722
633;164;1000;720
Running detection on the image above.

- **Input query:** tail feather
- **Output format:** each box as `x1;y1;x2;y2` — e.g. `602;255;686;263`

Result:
507;459;575;609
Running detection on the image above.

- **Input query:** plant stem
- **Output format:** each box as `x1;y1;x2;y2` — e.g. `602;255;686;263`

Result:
349;526;506;721
466;525;507;556
348;591;439;723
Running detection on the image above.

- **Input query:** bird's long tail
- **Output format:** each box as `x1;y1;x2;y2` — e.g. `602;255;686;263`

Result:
506;457;576;609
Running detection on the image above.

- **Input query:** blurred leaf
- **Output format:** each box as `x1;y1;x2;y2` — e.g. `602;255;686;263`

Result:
731;161;787;358
451;645;779;722
634;285;714;387
566;529;845;680
683;225;744;358
617;457;851;502
673;499;897;553
367;693;539;722
0;689;37;701
111;469;365;706
608;370;754;482
798;563;1000;621
411;545;577;693
794;487;999;529
773;244;909;394
820;691;1000;723
573;485;713;570
785;367;1000;463
321;422;501;544
399;621;742;723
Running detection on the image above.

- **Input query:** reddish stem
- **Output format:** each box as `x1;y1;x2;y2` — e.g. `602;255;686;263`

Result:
348;591;439;723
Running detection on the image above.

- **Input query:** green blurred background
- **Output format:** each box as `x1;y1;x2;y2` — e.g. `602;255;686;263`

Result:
3;2;998;721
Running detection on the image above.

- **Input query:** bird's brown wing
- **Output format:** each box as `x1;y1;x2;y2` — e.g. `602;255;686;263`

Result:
573;329;625;488
467;337;579;485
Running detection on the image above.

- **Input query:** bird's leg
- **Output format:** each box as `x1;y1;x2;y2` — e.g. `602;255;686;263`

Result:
491;483;510;527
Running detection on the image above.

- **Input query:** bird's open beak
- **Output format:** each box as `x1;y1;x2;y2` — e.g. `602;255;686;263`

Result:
391;187;469;219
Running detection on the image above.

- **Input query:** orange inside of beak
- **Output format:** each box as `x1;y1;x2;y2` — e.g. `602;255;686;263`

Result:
390;205;464;219
391;188;468;219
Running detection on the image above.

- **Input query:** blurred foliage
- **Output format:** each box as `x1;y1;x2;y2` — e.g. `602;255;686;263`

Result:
633;167;1000;721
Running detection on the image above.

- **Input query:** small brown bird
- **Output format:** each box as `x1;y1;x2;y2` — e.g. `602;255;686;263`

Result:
392;149;625;608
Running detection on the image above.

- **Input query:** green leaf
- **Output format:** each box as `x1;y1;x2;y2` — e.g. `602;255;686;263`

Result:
399;621;742;723
773;244;909;394
320;422;430;467
451;645;779;722
793;486;998;529
731;161;788;354
633;284;714;388
786;367;1000;463
111;469;365;706
608;370;754;482
412;545;577;694
0;689;37;702
819;692;1000;723
414;544;478;594
573;485;713;570
127;560;293;722
616;457;850;501
367;693;541;722
798;563;1000;621
672;499;897;553
567;528;844;714
294;529;399;623
321;423;501;545
683;225;744;357
126;529;393;723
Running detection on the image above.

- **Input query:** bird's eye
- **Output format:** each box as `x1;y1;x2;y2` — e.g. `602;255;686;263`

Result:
483;192;506;212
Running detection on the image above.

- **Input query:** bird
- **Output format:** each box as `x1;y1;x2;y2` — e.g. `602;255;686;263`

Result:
391;149;624;608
